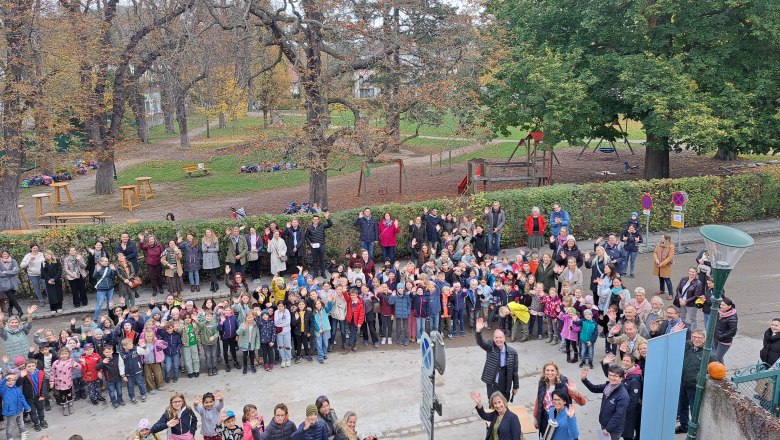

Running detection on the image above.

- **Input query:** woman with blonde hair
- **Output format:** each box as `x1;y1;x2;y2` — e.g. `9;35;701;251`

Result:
41;250;64;312
150;392;198;439
334;411;377;440
533;361;586;434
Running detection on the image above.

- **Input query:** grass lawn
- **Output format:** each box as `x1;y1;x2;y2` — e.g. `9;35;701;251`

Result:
115;153;363;197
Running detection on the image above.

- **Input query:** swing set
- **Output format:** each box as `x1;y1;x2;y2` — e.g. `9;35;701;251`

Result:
356;159;412;203
578;119;636;159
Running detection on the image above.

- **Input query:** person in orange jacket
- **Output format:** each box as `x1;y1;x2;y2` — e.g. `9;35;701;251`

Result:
342;288;364;354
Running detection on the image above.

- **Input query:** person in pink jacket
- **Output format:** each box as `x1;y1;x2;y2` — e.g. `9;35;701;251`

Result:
378;213;401;264
558;307;582;365
50;347;82;415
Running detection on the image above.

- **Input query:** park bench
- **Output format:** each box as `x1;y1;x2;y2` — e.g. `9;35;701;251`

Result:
183;164;209;177
37;222;93;229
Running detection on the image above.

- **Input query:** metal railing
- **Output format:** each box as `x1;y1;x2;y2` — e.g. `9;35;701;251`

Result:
730;362;780;417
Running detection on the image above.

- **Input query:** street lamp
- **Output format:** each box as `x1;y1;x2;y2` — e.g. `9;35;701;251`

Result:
687;225;754;440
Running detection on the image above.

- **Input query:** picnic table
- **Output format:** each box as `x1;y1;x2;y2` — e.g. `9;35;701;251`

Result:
39;211;110;227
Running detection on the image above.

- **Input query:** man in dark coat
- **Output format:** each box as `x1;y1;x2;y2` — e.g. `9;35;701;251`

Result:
283;218;304;269
475;316;519;401
353;208;379;259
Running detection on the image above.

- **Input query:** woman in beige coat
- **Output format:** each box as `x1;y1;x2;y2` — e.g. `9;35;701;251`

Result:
653;234;675;300
162;240;184;298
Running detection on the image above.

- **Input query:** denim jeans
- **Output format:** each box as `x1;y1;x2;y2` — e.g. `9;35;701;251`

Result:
330;318;347;349
487;232;502;255
348;323;360;349
579;341;593;363
164;352;181;381
315;331;330;360
276;332;292;361
106;380;123;404
203;343;219;370
429;315;440;334
360;241;375;260
627;251;638;275
703;313;711;331
713;341;731;364
28;275;45;302
659;277;673;294
381;246;396;263
416;317;427;340
395;317;408;343
230;262;243;276
453;309;465;335
188;270;200;286
530;315;544;336
94;288;114;321
126;372;147;400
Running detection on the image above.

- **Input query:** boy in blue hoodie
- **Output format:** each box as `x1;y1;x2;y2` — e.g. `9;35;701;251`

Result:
0;371;31;440
119;338;147;403
21;359;48;431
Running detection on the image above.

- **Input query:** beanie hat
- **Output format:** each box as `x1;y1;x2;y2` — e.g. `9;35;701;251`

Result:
13;355;26;366
566;235;576;242
585;295;594;304
151;307;162;317
631;212;638;217
137;418;150;430
306;404;318;417
396;283;405;291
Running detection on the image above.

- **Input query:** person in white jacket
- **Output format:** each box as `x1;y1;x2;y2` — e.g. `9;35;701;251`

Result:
20;244;46;306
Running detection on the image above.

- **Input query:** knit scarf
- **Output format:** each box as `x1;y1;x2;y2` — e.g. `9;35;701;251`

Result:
603;382;619;398
719;308;737;319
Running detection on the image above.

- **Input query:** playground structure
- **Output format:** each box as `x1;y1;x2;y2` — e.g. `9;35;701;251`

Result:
458;132;555;195
357;159;412;203
578;119;636;159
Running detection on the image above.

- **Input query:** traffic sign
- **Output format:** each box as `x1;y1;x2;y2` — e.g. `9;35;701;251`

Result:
641;193;653;210
671;212;685;229
672;191;687;207
420;369;434;436
420;332;434;375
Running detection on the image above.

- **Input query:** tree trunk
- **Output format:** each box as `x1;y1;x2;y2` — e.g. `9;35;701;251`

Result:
205;116;210;138
643;134;670;179
309;167;329;209
263;109;269;129
0;174;22;230
218;113;227;129
714;145;737;161
385;105;401;153
177;100;190;149
129;88;149;143
95;155;115;195
160;86;176;133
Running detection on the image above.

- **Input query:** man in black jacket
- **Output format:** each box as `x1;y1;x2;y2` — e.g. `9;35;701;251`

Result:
475;317;519;401
676;329;712;434
283;218;304;269
304;212;333;279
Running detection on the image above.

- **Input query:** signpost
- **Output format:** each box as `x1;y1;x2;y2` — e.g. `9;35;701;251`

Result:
671;191;688;249
641;193;653;251
420;332;444;440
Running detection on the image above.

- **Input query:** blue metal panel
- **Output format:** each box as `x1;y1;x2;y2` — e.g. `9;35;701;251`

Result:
640;331;687;440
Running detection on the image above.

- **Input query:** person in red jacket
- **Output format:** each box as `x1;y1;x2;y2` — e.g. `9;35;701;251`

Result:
343;288;365;354
525;207;547;251
138;233;165;296
378;213;401;264
79;343;105;405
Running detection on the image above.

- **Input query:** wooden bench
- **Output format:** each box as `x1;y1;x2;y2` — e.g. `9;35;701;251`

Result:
182;164;209;177
94;215;113;223
1;229;36;235
126;218;142;224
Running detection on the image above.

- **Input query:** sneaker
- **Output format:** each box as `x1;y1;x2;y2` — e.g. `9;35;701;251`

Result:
538;335;543;340
295;357;302;364
131;398;137;404
387;338;392;344
119;400;126;406
34;424;41;432
141;395;147;402
91;399;98;405
40;421;48;429
381;338;386;345
352;347;357;352
373;342;380;348
461;333;466;337
149;389;157;395
362;340;369;347
579;361;585;367
112;402;119;409
318;359;324;364
675;426;688;434
173;377;178;383
342;349;349;355
306;356;313;362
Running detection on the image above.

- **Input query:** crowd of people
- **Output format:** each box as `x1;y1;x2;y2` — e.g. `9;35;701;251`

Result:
0;201;770;440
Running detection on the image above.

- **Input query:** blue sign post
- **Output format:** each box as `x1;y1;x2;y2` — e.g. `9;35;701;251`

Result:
640;330;687;440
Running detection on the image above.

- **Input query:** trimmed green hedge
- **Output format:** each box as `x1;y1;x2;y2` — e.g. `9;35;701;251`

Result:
3;171;779;297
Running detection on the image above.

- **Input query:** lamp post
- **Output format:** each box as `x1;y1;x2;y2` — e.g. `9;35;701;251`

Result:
687;225;753;440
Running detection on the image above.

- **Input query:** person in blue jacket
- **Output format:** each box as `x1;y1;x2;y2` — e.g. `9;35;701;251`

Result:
547;389;580;440
581;365;629;440
388;283;411;345
0;371;31;440
160;322;182;383
151;392;198;438
292;404;329;440
550;204;571;237
353;208;379;260
470;390;522;440
411;287;430;341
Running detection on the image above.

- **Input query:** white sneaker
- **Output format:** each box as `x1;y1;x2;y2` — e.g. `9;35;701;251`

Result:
388;338;393;345
381;338;386;345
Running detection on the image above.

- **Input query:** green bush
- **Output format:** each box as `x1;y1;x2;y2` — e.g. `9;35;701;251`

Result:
2;172;779;297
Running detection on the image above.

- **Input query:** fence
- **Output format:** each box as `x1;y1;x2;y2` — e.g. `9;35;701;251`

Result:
731;362;780;417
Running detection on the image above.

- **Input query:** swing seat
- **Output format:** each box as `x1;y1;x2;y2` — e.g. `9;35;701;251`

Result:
597;145;616;153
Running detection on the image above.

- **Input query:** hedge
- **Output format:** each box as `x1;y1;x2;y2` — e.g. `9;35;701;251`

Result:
2;171;779;298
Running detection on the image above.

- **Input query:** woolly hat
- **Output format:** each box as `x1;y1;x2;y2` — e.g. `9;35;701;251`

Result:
396;283;405;291
137;418;150;430
566;235;576;242
306;404;318;417
13;355;26;366
151;307;162;317
631;212;638;217
585;295;594;304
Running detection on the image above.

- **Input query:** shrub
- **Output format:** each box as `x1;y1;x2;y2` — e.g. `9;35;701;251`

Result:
2;172;778;297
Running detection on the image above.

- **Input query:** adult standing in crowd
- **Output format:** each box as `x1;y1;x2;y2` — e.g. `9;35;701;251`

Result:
86;241;109;290
378;213;401;264
622;223;643;278
547;389;580;440
41;250;64;313
178;232;202;293
653;234;675;300
202;229;221;293
677;329;712;434
761;319;780;367
469;390;522;440
268;229;288;277
63;247;89;308
475;317;518;401
354;208;379;260
549;204;570;238
0;250;23;316
115;252;138;308
422;207;442;254
483;201;505;256
533;361;585;434
581;365;629;440
675;267;703;329
92;256;116;321
245;226;264;282
713;297;738;364
115;233;139;271
305;212;333;279
598;235;627;277
138;233;165;297
20;243;46;307
283;220;304;272
225;226;248;276
525;207;546;251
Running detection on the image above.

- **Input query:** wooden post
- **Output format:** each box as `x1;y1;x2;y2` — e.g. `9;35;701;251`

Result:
429;154;433;176
439;149;443;174
357;163;365;196
449;146;452;171
398;160;403;194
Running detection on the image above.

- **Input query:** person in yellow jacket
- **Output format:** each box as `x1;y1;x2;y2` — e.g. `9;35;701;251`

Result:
500;302;531;342
271;277;288;304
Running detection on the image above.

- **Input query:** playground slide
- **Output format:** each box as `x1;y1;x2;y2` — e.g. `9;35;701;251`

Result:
457;175;469;194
